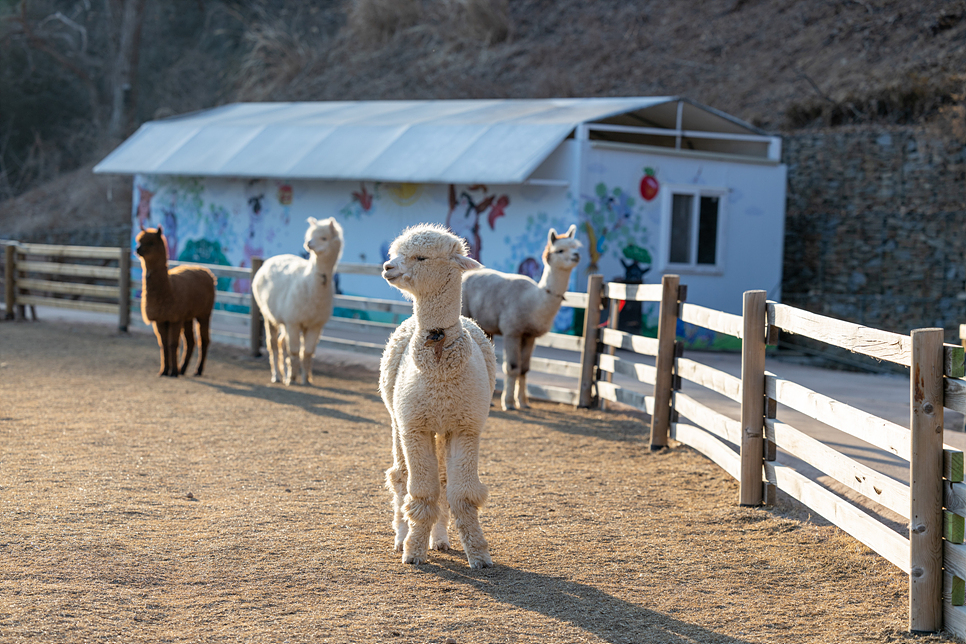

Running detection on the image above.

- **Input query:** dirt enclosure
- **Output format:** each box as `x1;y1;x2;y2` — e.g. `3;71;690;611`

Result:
0;320;958;644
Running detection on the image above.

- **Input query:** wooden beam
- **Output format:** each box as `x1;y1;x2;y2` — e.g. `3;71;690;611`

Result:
946;572;966;607
14;278;118;299
535;332;584;353
768;418;910;519
740;290;767;506
600;327;661;356
766;461;910;573
14;260;120;280
577;274;603;408
334;261;383;276
680;302;744;339
673;392;743;446
334;294;413;316
597;381;655;415
600;297;619;411
597;353;657;385
601;282;664;302
946;510;965;544
944;596;966;640
765;373;911;461
909;328;945;633
561;291;589;308
528;356;583;380
16;295;118;315
671;422;741;481
16;242;121;260
650;274;680;450
676;357;742;404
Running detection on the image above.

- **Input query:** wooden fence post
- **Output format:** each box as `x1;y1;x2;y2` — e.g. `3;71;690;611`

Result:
118;247;131;332
650;274;681;450
249;257;263;357
577;274;603;408
910;327;945;633
4;244;15;320
739;290;767;506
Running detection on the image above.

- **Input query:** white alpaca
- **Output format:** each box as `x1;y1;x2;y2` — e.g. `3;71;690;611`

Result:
379;223;497;569
461;225;581;411
252;217;344;385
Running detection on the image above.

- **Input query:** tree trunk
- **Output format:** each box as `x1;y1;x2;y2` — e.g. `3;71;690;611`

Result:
108;0;146;139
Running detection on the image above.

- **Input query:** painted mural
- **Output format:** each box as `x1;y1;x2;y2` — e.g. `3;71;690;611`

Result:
131;149;761;349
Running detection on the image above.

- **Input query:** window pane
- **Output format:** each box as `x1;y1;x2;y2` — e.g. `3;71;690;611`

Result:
669;194;693;264
697;195;719;265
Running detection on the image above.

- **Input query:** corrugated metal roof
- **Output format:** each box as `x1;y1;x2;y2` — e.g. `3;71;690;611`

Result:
93;97;761;183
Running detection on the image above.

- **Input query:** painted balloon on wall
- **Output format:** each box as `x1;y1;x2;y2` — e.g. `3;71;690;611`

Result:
639;167;659;201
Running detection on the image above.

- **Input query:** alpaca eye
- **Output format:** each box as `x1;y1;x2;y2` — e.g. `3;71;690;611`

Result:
416;256;427;261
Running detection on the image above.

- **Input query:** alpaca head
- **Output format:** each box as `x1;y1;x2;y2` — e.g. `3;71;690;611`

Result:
542;224;582;270
303;217;344;263
382;223;482;300
135;226;169;266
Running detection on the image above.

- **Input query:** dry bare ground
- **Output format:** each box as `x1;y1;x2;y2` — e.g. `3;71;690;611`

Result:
0;320;958;643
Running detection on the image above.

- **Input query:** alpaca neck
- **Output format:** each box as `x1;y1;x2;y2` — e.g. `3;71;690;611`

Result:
412;281;462;335
537;262;570;301
142;258;172;296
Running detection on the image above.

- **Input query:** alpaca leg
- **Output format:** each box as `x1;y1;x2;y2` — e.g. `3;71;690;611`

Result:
179;320;195;376
280;324;296;386
401;429;441;565
384;420;409;552
516;335;537;409
299;325;323;386
153;321;170;376
165;322;182;378
430;432;451;551
194;315;211;376
447;431;492;569
501;337;524;411
264;319;280;383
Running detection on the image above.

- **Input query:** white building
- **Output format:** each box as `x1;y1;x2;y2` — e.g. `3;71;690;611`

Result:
95;97;786;345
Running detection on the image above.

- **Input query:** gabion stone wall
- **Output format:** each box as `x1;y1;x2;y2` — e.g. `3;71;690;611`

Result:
782;126;966;341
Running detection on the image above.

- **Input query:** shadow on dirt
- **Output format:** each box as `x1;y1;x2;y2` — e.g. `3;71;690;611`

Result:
193;379;379;425
419;556;755;644
490;405;650;444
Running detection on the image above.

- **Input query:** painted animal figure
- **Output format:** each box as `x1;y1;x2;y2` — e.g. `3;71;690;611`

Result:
252;217;344;385
380;223;497;569
135;226;216;377
461;225;582;411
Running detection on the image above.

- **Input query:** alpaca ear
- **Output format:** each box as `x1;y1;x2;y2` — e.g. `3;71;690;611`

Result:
548;228;558;244
452;254;483;272
565;224;577;238
157;225;163;235
307;217;318;226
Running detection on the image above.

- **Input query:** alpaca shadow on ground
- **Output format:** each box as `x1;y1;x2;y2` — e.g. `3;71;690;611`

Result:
193;379;378;425
489;403;650;444
421;556;755;644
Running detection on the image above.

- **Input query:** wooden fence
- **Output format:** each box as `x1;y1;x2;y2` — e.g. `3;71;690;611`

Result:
7;241;966;636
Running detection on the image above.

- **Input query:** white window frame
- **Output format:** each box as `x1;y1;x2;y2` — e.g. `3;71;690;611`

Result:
658;184;728;275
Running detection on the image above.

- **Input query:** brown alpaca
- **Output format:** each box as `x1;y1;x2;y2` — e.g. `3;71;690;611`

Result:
135;226;217;377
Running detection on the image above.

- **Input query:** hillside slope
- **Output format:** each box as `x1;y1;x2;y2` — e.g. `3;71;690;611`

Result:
2;0;965;238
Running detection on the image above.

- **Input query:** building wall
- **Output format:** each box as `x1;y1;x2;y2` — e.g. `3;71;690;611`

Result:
581;143;787;316
782;126;966;339
132;174;582;331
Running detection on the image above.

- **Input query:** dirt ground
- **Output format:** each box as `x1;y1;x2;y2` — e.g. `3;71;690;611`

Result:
0;320;959;644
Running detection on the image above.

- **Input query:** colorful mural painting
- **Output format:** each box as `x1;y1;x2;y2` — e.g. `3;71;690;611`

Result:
130;140;768;351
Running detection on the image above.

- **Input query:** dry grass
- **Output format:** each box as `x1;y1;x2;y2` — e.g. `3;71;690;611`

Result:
0;319;959;643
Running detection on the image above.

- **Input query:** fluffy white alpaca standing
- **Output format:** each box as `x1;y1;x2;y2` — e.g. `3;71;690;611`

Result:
461;225;582;411
252;217;344;385
379;223;497;569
